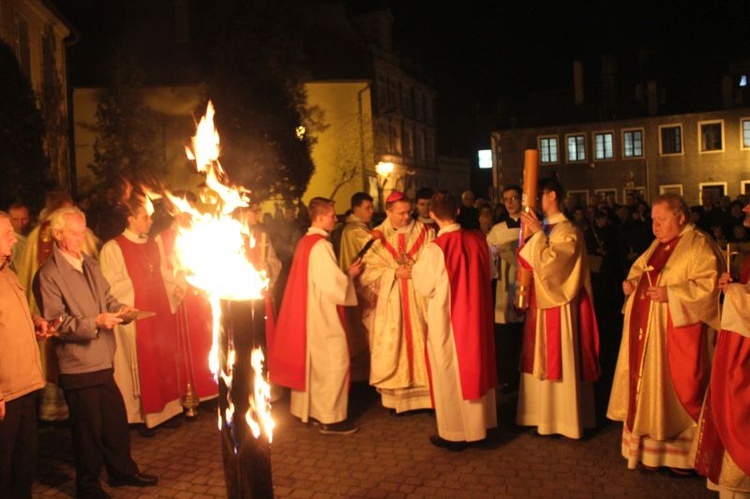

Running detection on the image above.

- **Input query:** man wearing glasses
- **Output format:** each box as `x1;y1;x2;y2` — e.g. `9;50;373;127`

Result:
486;185;524;393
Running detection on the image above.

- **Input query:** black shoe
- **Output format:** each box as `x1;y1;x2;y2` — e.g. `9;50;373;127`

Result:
136;424;156;438
429;435;467;452
319;420;358;435
109;472;158;487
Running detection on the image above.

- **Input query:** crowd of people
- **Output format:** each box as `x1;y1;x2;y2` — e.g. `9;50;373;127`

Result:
1;179;749;498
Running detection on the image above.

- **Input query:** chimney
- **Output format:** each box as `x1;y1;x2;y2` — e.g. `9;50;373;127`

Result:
647;80;658;115
573;60;584;105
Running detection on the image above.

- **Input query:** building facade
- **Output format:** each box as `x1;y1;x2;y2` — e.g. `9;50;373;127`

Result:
0;0;74;189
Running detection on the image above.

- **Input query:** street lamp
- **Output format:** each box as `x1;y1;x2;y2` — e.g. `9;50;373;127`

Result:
376;161;394;210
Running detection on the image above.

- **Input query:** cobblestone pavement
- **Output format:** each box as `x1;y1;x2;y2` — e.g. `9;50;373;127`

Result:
32;383;713;498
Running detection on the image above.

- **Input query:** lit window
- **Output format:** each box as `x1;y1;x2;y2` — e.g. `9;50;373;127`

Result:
594;132;614;160
567;134;586;162
539;137;558;164
742;119;750;148
623;130;644;158
741;75;748;87
660;125;682;155
699;121;723;152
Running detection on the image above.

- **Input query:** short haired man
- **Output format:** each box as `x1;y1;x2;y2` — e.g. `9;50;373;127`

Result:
337;192;374;382
457;190;480;230
0;210;48;498
413;187;438;233
485;185;524;392
360;191;435;414
516;177;600;439
270;197;363;434
32;206;157;497
7;202;31;271
609;193;722;473
412;191;497;451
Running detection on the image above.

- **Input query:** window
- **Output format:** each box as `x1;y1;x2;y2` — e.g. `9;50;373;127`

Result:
659;125;682;155
699;121;723;152
742;119;750;149
566;134;586;162
14;13;31;78
594;132;614;160
539;136;558;164
622;129;644;158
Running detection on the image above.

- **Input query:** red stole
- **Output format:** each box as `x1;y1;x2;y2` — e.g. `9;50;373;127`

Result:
694;262;750;481
159;228;217;399
433;230;496;399
519;226;599;382
626;236;708;432
267;234;324;391
116;235;181;414
379;224;427;382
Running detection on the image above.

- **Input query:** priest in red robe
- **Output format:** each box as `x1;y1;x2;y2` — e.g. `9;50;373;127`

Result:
268;197;363;435
412;190;497;452
101;196;183;436
692;200;750;495
608;193;722;473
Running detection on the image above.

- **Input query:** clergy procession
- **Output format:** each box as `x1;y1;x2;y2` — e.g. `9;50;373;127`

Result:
1;178;749;499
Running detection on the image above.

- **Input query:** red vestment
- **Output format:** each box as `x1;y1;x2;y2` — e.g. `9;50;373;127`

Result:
433;229;496;399
626;236;709;431
517;225;599;383
115;235;181;414
268;234;325;391
158;227;217;399
694;264;750;482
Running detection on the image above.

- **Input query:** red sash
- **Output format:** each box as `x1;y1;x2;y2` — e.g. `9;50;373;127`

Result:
433;230;496;399
379;224;427;382
116;235;181;414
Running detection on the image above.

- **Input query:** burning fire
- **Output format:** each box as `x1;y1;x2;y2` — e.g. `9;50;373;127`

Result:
171;100;274;444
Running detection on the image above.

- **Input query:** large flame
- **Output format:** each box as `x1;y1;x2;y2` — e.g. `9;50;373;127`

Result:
174;100;273;443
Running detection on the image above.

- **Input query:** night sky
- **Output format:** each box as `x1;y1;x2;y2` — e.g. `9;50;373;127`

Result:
52;0;750;157
389;0;750;112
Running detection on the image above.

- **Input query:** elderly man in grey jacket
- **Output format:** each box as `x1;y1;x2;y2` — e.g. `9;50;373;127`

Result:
33;206;157;499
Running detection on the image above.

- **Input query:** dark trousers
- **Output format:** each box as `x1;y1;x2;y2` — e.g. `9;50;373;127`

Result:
63;375;138;496
495;322;523;390
0;391;39;499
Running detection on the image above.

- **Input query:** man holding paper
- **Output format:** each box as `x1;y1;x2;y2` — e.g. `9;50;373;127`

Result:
608;193;722;474
33;205;157;497
101;195;184;437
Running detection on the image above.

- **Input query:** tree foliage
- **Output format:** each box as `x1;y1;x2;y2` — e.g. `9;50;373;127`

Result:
41;25;71;191
204;0;323;202
88;51;166;188
0;39;49;211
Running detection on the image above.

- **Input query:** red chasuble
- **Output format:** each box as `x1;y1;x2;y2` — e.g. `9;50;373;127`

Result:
694;260;750;481
267;234;325;391
433;229;497;399
159;228;217;399
116;235;181;414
